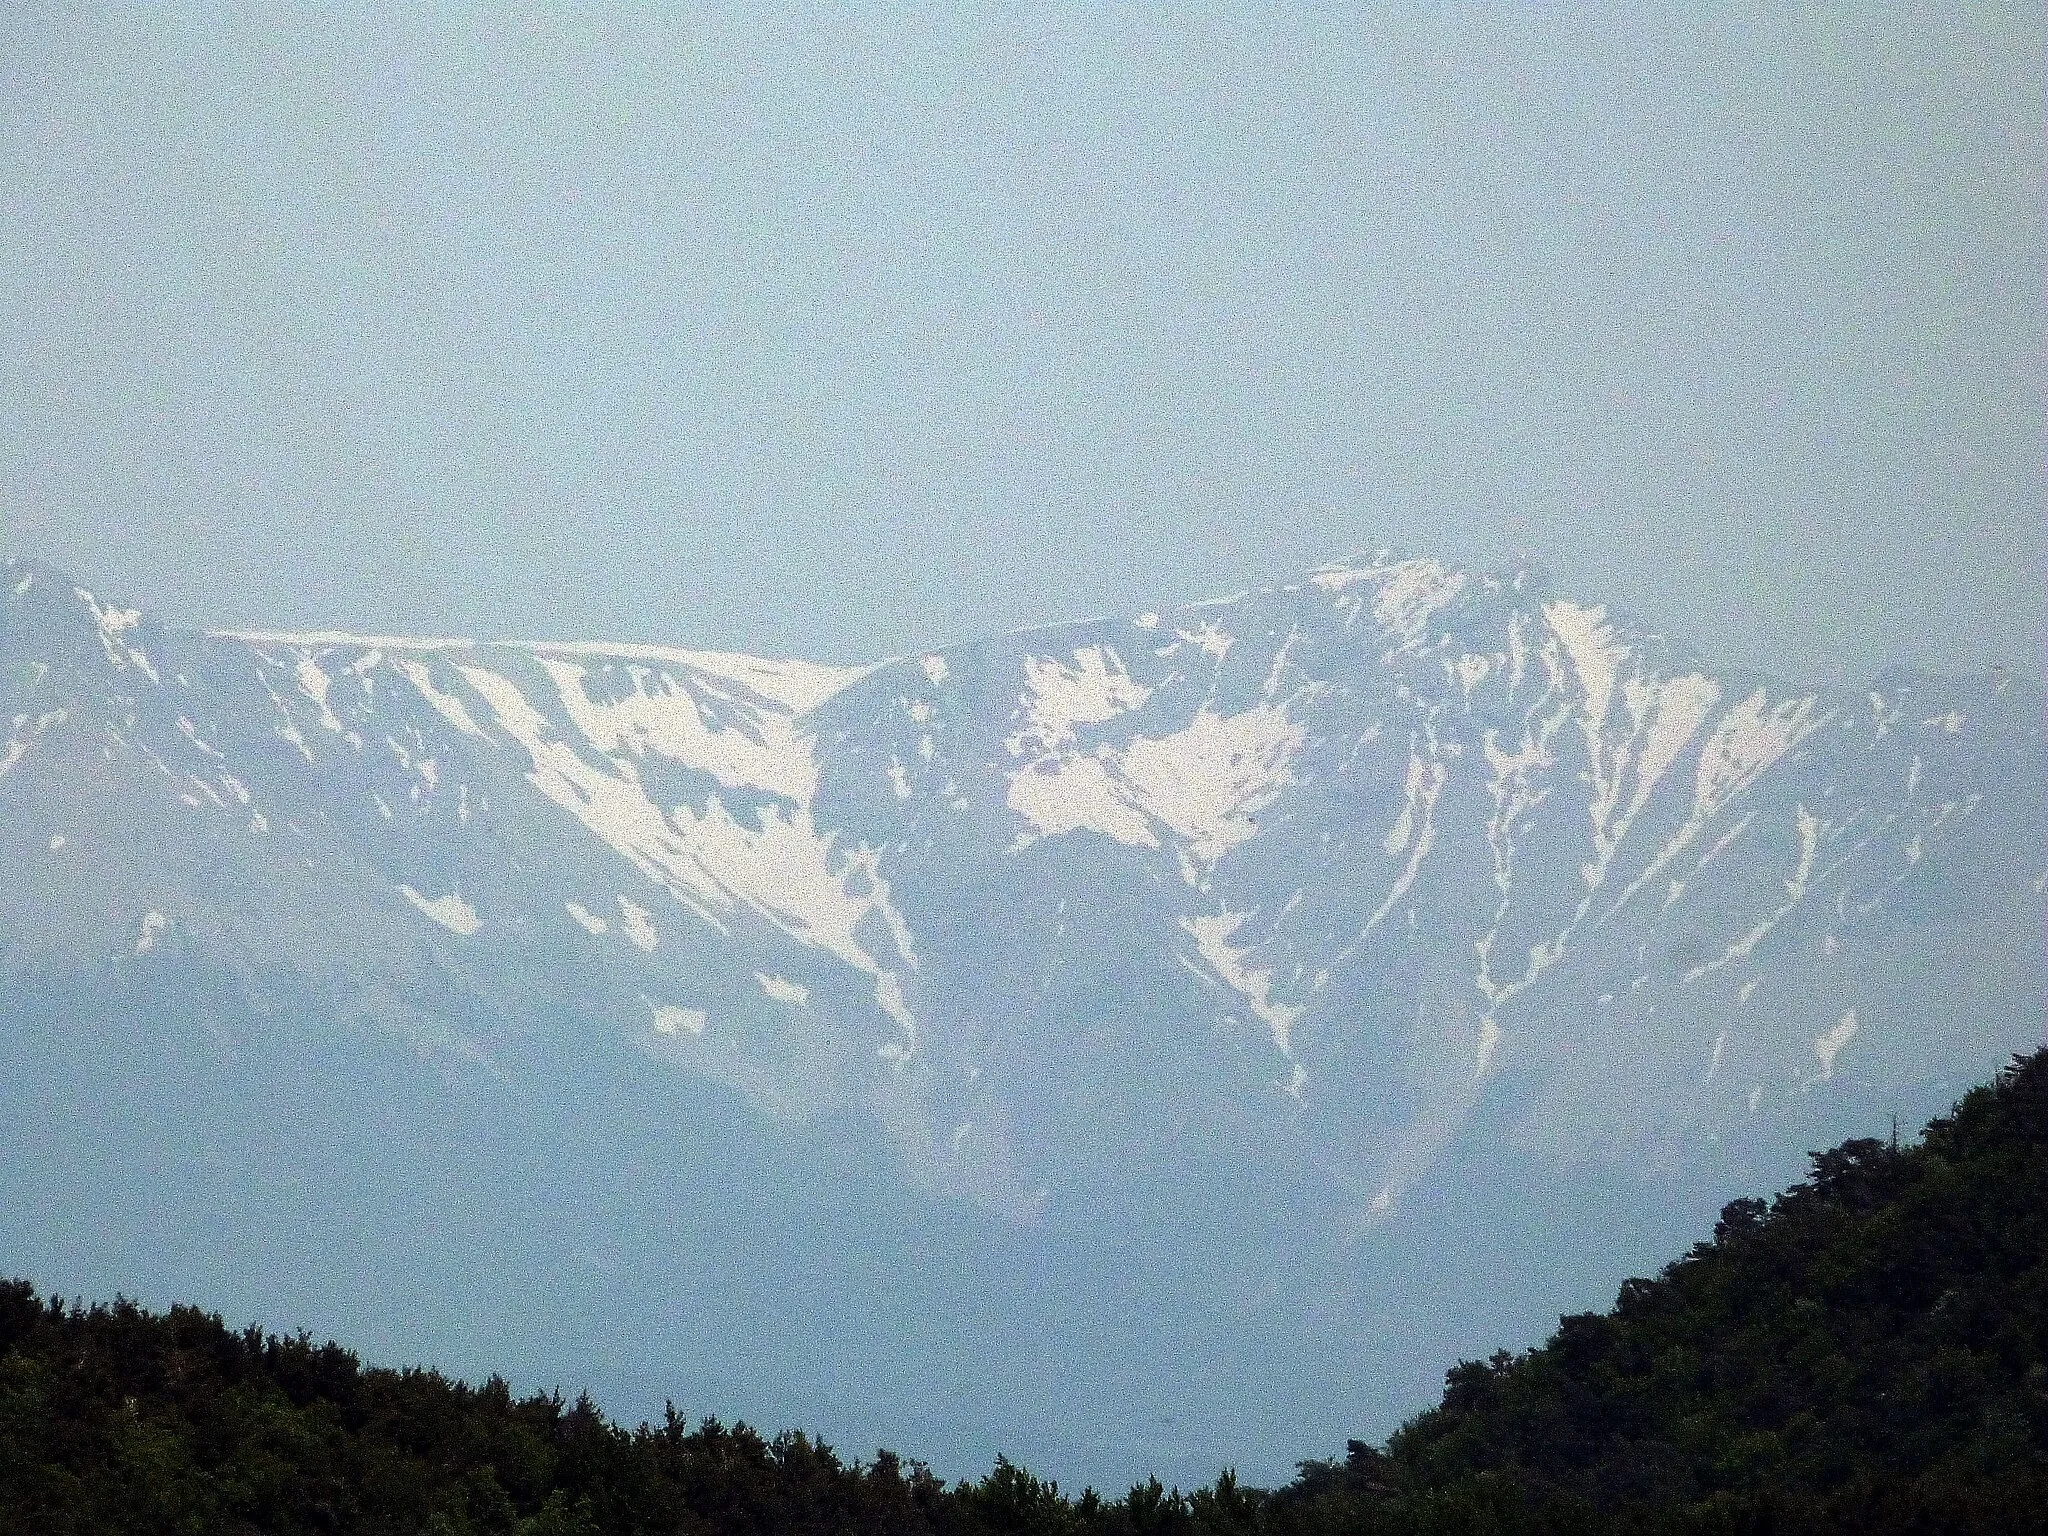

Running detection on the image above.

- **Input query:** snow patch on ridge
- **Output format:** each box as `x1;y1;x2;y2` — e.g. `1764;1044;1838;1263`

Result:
1544;601;1624;737
1311;555;1467;644
1009;755;1159;850
617;896;659;951
1;708;65;781
536;655;820;804
650;1003;707;1036
78;590;159;680
528;642;864;717
453;662;921;1057
755;972;810;1005
1683;806;1821;983
1122;704;1302;865
401;886;481;936
1007;647;1151;757
1696;691;1827;823
1007;700;1304;867
1176;621;1233;663
1182;909;1303;1054
1815;1010;1858;1080
1366;743;1445;931
396;659;489;739
1604;689;1827;919
294;656;349;737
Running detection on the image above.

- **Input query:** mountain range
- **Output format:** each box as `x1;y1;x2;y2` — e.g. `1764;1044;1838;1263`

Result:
1;551;2039;1487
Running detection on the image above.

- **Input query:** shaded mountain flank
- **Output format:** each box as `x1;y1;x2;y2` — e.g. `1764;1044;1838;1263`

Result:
3;1047;2042;1535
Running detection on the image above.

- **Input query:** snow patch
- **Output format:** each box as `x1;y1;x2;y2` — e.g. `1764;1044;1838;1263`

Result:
295;655;348;735
135;911;169;954
564;900;608;935
1683;806;1820;982
1119;704;1302;865
1695;690;1825;822
1177;620;1233;662
1606;689;1825;918
1007;646;1152;756
537;655;820;805
1182;910;1303;1053
456;664;921;1048
1311;555;1467;644
222;629;477;649
1452;653;1491;698
1007;701;1302;866
1008;755;1159;850
1543;600;1625;736
396;659;489;739
1814;1010;1858;1080
617;896;659;951
1367;745;1444;931
400;886;481;936
755;972;810;1005
1541;596;1722;899
78;590;159;680
1475;1017;1502;1078
1583;671;1719;890
1480;726;1551;897
651;1003;707;1036
519;641;864;715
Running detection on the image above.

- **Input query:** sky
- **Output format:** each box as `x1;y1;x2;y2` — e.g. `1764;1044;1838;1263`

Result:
2;4;2041;680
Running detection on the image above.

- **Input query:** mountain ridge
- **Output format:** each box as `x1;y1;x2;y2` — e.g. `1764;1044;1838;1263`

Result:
2;548;2040;1483
4;546;2040;1201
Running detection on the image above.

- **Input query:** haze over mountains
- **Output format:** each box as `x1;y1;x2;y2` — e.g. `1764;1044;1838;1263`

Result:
1;551;2040;1487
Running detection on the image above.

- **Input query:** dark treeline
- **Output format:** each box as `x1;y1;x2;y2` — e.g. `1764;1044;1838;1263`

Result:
4;1049;2044;1535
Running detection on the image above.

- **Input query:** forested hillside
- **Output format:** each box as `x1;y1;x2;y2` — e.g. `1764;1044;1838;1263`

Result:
4;1048;2043;1534
1349;1041;2048;1530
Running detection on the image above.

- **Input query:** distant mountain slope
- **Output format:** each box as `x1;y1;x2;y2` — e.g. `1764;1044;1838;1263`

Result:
4;1050;2040;1533
1;551;2040;1485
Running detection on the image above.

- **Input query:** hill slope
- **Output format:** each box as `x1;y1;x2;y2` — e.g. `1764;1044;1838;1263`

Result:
1286;1044;2048;1531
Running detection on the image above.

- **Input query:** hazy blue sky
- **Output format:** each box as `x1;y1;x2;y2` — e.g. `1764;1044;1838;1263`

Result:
3;5;2041;678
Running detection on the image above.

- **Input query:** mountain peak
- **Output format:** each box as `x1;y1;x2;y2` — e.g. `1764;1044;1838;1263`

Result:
1;546;2040;1486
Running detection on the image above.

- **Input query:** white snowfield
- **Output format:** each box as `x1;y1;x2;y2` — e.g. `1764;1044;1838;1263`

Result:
3;552;2040;1218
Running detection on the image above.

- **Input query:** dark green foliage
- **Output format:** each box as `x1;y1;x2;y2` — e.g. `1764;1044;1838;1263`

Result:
1361;1046;2048;1531
4;1050;2043;1533
0;1284;971;1535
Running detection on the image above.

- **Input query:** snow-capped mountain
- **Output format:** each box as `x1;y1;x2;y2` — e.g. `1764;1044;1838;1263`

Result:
2;552;2040;1484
